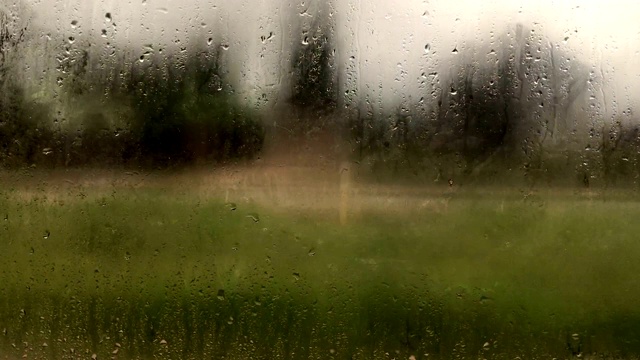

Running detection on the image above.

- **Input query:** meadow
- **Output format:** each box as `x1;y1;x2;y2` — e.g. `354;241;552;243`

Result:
1;168;640;359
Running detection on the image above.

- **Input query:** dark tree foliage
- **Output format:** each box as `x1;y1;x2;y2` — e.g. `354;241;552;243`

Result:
350;24;594;182
0;22;265;168
120;46;265;166
0;5;51;167
0;8;26;73
289;15;337;110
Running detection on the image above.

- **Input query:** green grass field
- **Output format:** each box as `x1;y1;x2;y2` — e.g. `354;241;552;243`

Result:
1;176;640;359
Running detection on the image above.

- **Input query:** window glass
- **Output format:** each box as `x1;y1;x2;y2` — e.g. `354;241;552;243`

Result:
1;1;640;358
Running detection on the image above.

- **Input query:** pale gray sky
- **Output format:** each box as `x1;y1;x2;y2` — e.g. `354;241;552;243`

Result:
15;0;640;119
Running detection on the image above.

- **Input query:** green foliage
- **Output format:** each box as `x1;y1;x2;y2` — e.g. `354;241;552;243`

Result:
346;25;614;186
0;32;265;168
290;24;337;110
119;49;265;166
0;7;57;167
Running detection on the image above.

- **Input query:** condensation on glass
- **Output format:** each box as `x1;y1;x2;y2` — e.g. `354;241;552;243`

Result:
1;0;639;358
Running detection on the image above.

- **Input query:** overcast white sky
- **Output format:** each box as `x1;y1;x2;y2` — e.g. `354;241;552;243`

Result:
13;0;640;118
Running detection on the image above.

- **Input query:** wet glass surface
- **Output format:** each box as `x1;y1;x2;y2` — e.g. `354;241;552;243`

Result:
2;1;640;358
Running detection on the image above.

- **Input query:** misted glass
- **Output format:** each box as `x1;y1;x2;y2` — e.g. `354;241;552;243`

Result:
1;1;639;358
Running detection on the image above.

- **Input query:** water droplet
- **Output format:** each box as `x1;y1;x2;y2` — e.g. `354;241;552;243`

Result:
452;47;458;54
302;36;309;45
207;37;213;45
43;230;50;239
221;44;229;50
159;339;167;345
105;13;112;22
217;289;225;300
424;43;430;54
293;272;300;280
308;248;316;256
246;213;260;223
67;36;75;44
42;148;52;156
70;20;78;28
101;29;107;37
225;202;237;211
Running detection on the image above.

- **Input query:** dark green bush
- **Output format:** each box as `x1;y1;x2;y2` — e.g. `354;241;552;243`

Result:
120;48;265;166
0;25;265;168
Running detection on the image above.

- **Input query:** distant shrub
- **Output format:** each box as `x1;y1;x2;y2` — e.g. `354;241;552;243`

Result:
289;21;337;111
0;25;265;168
119;47;265;166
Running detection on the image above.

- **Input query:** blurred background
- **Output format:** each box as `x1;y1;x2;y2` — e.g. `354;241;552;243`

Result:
3;2;640;359
2;0;640;185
